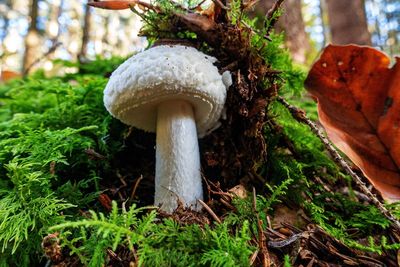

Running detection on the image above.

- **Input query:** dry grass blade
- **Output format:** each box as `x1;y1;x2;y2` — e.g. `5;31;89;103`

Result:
252;188;271;267
130;175;143;200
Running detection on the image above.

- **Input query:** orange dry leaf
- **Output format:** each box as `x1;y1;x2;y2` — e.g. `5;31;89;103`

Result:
305;45;400;201
87;1;137;10
0;70;21;82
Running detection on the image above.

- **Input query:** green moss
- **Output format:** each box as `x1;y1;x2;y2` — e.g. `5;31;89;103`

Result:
0;74;116;265
51;201;255;267
271;98;399;255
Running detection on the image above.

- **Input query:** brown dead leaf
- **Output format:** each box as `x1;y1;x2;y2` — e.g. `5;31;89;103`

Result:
98;193;112;211
42;233;63;263
228;184;248;199
305;44;400;201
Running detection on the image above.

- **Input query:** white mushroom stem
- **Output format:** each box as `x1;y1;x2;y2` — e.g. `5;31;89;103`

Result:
155;100;203;213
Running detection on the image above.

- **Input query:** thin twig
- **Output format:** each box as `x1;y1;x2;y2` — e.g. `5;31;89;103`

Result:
23;41;61;77
264;0;285;33
276;96;400;232
204;179;232;199
266;227;287;239
265;0;284;22
252;187;257;211
211;0;229;10
198;199;222;223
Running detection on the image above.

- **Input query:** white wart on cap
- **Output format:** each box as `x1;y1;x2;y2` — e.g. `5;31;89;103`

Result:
104;45;231;213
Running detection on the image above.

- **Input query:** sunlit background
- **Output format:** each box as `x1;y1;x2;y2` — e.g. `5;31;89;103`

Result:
0;0;399;74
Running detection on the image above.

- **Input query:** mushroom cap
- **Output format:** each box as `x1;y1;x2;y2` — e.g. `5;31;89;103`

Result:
103;45;231;137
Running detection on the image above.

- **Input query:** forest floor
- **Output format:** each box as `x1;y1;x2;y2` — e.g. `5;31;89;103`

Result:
1;0;400;266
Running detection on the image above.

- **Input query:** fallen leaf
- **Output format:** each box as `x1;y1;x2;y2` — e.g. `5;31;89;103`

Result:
88;1;137;10
228;184;248;199
305;45;400;201
98;193;112;211
0;70;21;82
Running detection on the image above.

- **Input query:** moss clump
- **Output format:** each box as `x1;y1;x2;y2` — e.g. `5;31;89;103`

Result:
0;75;109;265
50;201;255;267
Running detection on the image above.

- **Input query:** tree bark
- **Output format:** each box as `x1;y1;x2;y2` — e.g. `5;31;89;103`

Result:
22;0;41;74
325;0;371;45
254;0;311;64
78;2;92;62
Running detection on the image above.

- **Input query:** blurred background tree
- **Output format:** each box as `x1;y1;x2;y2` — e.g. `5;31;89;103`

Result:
325;0;371;45
253;0;311;64
22;0;41;73
0;0;145;76
0;0;398;75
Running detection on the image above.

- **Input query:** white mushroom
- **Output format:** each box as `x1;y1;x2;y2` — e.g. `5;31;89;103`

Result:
104;45;231;213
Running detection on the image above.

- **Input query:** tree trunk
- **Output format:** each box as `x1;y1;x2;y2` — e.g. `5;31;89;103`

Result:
0;0;12;53
78;2;92;63
319;0;329;47
47;0;64;42
101;16;111;55
254;0;311;64
22;0;41;74
325;0;371;45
